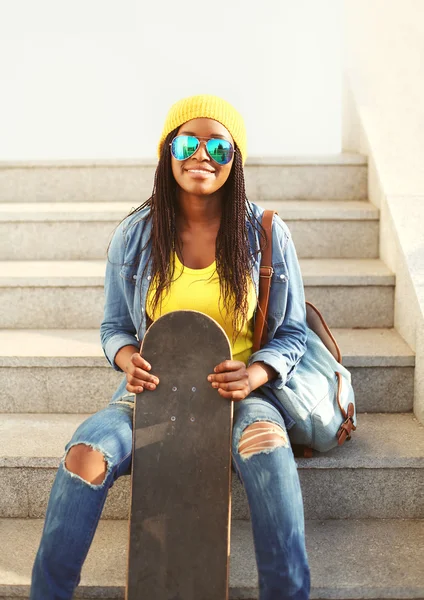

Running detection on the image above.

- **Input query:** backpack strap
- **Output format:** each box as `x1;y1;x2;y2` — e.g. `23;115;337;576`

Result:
252;210;276;353
305;301;342;363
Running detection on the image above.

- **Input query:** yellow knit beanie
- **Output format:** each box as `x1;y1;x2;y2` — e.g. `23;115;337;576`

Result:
157;94;247;165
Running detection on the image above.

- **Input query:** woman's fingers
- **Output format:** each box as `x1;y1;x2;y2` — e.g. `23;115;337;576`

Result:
125;352;159;393
126;382;145;394
207;360;251;402
211;370;244;383
216;388;248;401
129;366;159;386
214;360;244;373
208;361;245;384
126;378;157;393
132;353;152;371
210;379;248;391
127;373;158;389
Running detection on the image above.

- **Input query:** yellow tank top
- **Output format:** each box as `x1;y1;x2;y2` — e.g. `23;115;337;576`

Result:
146;254;257;365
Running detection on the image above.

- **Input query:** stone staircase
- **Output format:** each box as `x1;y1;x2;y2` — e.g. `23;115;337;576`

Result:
0;155;423;599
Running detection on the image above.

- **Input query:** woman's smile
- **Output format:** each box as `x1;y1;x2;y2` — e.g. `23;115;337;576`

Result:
185;168;216;179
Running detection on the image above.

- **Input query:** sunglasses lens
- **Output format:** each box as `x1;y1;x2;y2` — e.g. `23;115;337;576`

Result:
206;138;234;165
171;135;199;160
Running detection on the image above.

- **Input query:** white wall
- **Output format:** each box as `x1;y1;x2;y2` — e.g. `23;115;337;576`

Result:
0;0;342;160
343;0;424;421
343;0;424;196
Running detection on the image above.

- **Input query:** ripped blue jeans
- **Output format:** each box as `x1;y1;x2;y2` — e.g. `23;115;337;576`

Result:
30;392;310;600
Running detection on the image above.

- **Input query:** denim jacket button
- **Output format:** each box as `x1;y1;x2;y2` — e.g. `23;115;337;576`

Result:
147;275;151;280
279;274;286;281
133;275;137;279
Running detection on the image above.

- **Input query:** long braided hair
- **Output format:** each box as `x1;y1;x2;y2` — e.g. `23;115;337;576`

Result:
110;127;266;344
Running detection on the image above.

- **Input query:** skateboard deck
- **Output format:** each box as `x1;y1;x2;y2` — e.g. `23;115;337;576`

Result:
126;310;233;600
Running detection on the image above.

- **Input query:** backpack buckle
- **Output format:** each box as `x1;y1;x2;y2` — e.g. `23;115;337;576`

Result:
337;404;356;445
260;266;273;279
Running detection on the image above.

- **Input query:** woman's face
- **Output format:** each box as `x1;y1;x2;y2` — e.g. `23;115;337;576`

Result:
170;118;234;197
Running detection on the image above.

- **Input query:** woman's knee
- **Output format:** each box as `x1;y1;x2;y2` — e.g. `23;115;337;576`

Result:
62;403;133;485
64;443;108;486
237;421;289;460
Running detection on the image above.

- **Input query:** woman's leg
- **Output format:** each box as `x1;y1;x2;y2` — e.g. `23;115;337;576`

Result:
30;400;134;600
232;394;310;600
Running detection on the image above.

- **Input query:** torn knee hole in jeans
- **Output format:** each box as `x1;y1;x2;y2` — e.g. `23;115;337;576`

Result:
62;442;111;489
238;421;289;460
111;395;135;408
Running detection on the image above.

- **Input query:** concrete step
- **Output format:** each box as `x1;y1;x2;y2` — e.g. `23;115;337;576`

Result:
0;517;423;599
0;154;367;203
0;200;378;260
0;328;414;414
1;413;423;521
0;259;395;329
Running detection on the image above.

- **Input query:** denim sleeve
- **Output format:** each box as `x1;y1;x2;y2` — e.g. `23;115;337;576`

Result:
247;219;307;389
100;222;140;372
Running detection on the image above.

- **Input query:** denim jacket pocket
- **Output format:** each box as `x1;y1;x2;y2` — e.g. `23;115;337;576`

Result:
271;262;290;286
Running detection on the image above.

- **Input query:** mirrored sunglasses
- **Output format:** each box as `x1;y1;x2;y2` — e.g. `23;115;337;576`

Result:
170;135;234;165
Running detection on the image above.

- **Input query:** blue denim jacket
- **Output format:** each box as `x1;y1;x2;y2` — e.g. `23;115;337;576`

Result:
100;201;307;427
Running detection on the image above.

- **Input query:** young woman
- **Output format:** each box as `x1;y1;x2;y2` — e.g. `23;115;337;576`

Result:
30;94;311;599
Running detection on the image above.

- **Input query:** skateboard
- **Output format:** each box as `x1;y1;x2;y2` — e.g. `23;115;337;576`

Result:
126;310;233;600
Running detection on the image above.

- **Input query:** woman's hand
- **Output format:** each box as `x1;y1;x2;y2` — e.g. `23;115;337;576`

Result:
124;352;159;394
207;360;252;401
